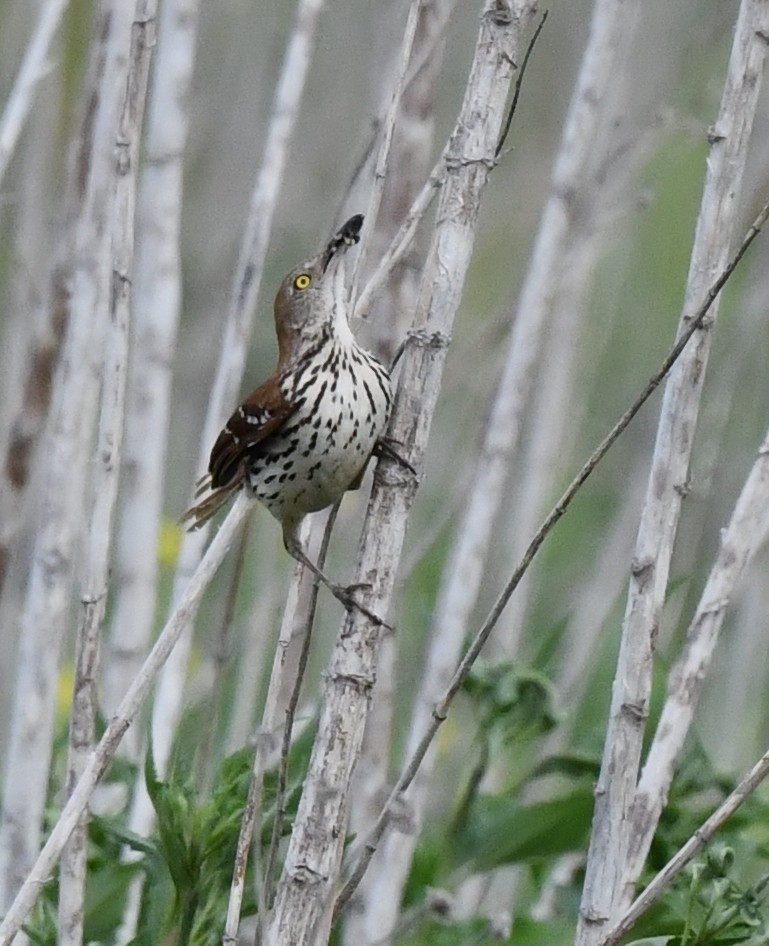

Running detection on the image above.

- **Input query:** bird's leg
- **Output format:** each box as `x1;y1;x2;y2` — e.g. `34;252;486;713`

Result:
283;531;390;629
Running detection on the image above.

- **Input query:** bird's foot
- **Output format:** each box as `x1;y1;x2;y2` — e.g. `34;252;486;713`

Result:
374;437;417;476
328;582;391;629
285;540;391;628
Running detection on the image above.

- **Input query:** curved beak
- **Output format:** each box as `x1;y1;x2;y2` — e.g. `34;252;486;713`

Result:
321;214;364;273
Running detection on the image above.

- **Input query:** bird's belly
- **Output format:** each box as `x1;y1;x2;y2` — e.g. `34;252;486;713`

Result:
247;360;391;522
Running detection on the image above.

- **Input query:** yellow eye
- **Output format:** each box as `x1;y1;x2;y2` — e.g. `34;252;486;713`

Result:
294;273;312;290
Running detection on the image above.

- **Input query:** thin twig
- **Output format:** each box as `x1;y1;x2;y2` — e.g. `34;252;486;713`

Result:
495;9;548;158
199;518;252;797
222;510;334;945
263;505;340;905
333;192;769;920
577;4;769;938
0;496;251;946
353;157;445;320
0;0;70;188
600;743;769;946
350;0;422;296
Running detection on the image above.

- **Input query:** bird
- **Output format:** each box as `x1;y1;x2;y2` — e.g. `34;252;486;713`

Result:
182;214;393;614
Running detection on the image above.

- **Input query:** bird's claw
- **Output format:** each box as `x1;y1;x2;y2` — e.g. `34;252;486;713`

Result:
330;582;391;629
374;437;417;476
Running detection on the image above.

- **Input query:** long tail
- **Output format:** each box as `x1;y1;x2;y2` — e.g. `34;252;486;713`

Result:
180;469;246;530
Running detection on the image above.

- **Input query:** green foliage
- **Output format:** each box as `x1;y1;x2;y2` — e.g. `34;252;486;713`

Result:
628;846;769;946
22;730;317;946
627;745;769;946
402;660;596;943
23;792;147;946
462;661;560;747
139;746;252;946
399;913;516;946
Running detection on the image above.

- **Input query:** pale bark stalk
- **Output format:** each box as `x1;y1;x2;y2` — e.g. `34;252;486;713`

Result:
601;742;769;946
0;0;70;188
105;0;201;754
267;3;537;943
623;420;769;899
0;495;250;946
57;5;156;943
361;0;644;932
0;0;137;909
345;2;445;939
125;0;324;848
575;3;769;942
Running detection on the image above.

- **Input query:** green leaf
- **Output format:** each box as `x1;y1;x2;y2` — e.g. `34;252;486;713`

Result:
459;789;594;870
530;753;601;782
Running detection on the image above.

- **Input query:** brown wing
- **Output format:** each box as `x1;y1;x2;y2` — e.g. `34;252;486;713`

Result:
208;377;296;488
181;377;295;530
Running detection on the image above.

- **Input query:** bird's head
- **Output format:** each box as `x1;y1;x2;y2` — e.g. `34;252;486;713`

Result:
274;214;363;367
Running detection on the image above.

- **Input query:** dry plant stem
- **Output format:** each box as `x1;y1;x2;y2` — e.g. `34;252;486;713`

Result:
577;4;769;941
0;495;250;946
266;3;537;943
624;421;769;896
111;6;201;943
0;0;70;187
222;516;330;944
353;1;540;326
601;744;769;946
351;0;420;293
129;0;324;846
347;3;444;938
429;0;642;684
494;9;547;158
334;195;769;920
106;0;201;756
199;519;251;796
360;0;644;931
225;554;280;754
264;509;338;902
353;157;444;320
57;5;156;941
0;0;137;910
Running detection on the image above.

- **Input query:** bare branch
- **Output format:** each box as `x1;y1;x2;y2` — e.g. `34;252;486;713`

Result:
0;0;138;908
335;189;769;921
601;742;769;946
350;0;421;295
0;495;250;946
222;515;331;944
105;0;201;757
266;2;539;942
0;0;70;188
57;4;157;942
624;420;769;895
577;2;769;940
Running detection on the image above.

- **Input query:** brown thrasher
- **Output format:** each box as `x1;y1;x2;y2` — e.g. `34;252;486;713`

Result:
183;214;393;612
